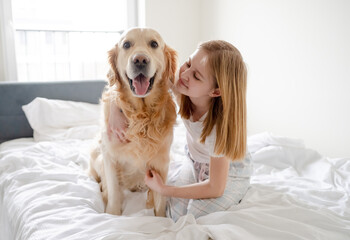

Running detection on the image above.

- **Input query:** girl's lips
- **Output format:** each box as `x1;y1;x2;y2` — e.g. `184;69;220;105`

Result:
178;78;188;88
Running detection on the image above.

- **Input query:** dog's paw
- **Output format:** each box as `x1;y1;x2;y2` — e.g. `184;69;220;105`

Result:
154;208;166;217
106;204;122;215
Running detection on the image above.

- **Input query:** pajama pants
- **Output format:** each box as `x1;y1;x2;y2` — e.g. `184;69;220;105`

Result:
166;149;251;222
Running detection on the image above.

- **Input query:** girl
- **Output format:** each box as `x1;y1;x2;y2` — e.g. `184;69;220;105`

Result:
109;40;251;221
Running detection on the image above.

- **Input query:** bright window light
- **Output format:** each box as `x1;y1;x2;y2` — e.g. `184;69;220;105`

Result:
11;0;129;82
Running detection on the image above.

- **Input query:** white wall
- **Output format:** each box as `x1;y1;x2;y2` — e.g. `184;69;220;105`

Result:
145;0;350;158
0;33;5;81
143;0;201;65
199;0;350;158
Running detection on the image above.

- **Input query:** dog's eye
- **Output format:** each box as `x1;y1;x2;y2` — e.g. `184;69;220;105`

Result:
123;41;131;49
150;40;158;49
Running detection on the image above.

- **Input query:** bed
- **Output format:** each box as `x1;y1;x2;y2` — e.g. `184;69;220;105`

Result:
0;80;349;240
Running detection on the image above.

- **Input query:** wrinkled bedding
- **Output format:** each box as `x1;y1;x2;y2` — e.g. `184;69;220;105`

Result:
1;123;349;239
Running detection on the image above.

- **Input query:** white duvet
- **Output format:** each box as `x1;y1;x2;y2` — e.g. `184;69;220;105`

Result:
0;99;349;239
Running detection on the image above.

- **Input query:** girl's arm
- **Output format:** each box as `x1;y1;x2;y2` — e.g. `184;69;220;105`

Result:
107;100;129;143
145;156;230;199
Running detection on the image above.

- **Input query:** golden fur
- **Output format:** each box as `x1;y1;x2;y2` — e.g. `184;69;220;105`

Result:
89;28;177;216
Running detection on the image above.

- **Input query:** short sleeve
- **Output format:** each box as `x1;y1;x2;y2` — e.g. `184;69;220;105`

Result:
206;130;225;158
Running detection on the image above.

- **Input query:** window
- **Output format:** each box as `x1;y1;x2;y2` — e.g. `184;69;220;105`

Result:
10;0;134;82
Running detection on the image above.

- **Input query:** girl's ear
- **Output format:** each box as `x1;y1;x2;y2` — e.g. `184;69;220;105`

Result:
210;88;221;97
107;46;121;86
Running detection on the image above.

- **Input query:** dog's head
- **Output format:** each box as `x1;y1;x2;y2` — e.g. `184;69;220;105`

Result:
108;28;177;98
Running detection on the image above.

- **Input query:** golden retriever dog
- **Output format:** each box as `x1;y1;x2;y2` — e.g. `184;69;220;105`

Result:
89;28;177;216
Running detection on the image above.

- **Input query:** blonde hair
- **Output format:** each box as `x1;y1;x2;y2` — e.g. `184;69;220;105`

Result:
179;40;247;161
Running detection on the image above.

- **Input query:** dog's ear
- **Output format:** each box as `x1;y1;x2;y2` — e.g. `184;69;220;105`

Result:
163;45;178;84
107;46;121;87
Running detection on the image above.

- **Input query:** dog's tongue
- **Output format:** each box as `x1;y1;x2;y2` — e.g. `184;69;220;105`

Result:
133;74;150;95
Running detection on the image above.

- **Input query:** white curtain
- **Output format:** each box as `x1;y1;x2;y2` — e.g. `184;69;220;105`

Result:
0;0;18;81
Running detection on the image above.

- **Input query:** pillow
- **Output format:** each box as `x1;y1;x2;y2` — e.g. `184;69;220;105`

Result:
22;97;101;141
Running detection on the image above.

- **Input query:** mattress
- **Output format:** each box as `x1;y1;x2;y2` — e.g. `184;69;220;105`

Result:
0;98;349;240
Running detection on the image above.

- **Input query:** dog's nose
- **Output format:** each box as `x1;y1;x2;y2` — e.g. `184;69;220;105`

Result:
133;54;150;69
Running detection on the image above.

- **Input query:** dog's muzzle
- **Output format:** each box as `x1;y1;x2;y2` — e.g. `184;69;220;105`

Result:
127;53;156;97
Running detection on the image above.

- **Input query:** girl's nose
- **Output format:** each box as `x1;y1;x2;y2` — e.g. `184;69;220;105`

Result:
180;68;190;82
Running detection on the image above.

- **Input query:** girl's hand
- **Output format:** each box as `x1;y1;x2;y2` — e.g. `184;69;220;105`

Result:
107;101;129;143
144;169;165;194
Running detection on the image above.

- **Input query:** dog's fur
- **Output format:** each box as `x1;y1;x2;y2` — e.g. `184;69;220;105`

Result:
89;28;177;216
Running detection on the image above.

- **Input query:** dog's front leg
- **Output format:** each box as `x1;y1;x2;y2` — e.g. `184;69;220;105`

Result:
103;154;123;215
149;167;168;217
152;190;166;217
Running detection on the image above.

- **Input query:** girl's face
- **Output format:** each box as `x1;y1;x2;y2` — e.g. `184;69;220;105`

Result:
176;49;218;99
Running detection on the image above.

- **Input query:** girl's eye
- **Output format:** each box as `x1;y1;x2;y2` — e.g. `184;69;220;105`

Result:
194;73;200;80
123;41;131;49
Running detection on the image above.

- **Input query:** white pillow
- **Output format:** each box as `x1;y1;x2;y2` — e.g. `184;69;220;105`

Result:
22;97;101;141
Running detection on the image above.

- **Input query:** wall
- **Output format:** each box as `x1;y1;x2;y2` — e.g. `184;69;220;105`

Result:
200;0;350;157
0;30;5;81
143;0;201;65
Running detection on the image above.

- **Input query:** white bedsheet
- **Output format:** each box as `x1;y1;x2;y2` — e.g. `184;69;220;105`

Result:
1;126;349;239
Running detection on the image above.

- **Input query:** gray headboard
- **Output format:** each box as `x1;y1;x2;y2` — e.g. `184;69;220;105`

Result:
0;80;107;143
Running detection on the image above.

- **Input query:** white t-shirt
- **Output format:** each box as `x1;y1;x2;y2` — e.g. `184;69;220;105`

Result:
182;112;224;164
